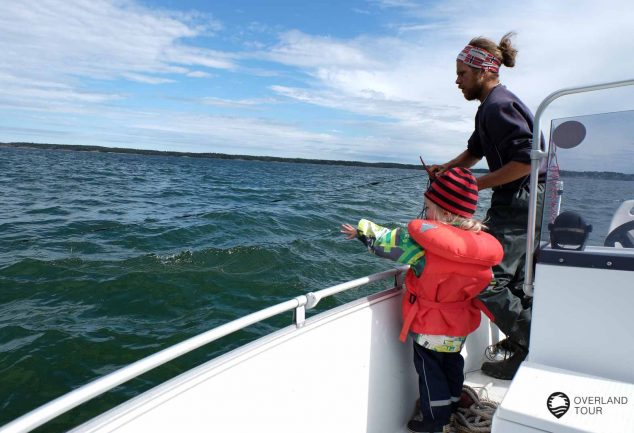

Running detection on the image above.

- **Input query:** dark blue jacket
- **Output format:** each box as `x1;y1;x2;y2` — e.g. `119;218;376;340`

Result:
467;85;542;193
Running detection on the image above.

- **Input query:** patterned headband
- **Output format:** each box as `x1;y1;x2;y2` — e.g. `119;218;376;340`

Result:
457;45;501;73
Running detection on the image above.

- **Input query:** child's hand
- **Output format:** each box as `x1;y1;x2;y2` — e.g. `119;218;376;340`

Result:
340;223;358;240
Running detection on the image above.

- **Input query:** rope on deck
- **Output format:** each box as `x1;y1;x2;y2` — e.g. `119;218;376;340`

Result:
449;385;499;433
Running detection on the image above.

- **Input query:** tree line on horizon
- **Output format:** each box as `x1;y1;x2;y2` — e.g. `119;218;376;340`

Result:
2;141;632;180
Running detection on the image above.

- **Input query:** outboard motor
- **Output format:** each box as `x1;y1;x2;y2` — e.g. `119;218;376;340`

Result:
548;211;592;251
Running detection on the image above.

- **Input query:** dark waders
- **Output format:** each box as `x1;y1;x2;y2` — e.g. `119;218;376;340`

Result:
477;184;545;348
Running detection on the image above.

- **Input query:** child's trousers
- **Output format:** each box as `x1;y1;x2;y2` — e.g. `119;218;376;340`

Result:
412;341;464;425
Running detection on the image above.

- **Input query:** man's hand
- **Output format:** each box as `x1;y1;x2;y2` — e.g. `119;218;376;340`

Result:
427;150;481;179
427;164;448;179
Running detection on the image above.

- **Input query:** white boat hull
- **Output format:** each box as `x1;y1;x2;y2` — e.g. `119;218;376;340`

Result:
70;286;503;433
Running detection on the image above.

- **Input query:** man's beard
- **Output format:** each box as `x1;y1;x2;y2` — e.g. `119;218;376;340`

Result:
462;87;480;101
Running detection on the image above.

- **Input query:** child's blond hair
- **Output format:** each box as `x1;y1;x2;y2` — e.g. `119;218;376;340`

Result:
427;200;487;233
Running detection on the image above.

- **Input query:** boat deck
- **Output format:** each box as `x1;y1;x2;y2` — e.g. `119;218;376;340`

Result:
464;369;511;403
393;370;511;433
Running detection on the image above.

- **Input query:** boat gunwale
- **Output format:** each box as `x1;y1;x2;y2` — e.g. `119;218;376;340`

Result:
69;284;407;432
0;266;408;433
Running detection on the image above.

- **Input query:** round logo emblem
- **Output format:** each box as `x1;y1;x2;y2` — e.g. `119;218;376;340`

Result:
547;392;570;419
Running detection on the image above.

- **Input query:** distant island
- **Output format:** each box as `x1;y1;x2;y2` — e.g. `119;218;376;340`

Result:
0;141;438;171
2;141;632;180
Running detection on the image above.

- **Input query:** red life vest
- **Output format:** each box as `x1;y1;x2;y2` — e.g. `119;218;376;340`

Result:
399;219;503;342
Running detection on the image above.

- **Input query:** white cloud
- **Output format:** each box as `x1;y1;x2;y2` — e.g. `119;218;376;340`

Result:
257;0;634;163
1;0;233;78
116;112;344;159
186;71;212;78
2;0;634;167
162;46;235;70
0;0;233;111
372;0;422;9
264;30;384;69
127;111;454;163
270;85;460;125
123;73;175;84
201;97;277;108
0;72;121;112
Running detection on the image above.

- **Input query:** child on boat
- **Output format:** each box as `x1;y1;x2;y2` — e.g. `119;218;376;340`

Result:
341;167;503;433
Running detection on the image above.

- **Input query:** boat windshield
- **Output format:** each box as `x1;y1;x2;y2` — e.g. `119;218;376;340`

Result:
540;109;634;249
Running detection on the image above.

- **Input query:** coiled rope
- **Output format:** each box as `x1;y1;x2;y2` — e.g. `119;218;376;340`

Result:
449;385;499;433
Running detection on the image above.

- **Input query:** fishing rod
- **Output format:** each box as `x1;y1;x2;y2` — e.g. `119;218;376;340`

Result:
419;155;432;177
11;160;432;243
176;171;426;220
182;153;438;224
260;157;438;247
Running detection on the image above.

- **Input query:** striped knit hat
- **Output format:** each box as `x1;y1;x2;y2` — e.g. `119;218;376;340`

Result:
424;167;478;218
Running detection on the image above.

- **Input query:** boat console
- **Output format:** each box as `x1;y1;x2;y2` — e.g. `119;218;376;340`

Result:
493;81;634;432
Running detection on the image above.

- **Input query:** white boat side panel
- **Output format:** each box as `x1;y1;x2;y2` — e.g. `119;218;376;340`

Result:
71;288;505;433
530;264;634;383
72;289;419;433
493;361;634;433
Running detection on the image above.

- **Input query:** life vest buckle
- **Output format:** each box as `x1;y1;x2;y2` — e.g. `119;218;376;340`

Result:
409;293;417;304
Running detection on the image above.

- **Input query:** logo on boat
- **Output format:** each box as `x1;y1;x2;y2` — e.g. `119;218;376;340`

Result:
547;392;570;418
546;392;629;417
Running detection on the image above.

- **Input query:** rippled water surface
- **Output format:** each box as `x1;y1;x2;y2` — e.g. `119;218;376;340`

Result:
0;146;630;430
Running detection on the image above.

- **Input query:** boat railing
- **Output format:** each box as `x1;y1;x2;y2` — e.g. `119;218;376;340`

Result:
0;265;409;433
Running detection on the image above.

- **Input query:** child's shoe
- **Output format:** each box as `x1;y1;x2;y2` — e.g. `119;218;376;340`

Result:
406;413;445;433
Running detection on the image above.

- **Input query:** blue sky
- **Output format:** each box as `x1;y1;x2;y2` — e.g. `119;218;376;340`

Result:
2;0;634;169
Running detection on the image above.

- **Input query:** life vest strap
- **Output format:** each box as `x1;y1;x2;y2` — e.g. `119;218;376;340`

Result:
418;298;471;309
399;296;493;342
400;302;418;342
472;298;494;321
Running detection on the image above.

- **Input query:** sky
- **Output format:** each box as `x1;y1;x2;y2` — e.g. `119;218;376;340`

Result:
2;0;634;169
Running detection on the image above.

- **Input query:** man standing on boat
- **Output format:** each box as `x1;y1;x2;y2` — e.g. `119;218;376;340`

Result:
428;32;544;380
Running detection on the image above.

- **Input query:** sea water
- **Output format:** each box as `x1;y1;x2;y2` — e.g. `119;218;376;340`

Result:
0;146;630;430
